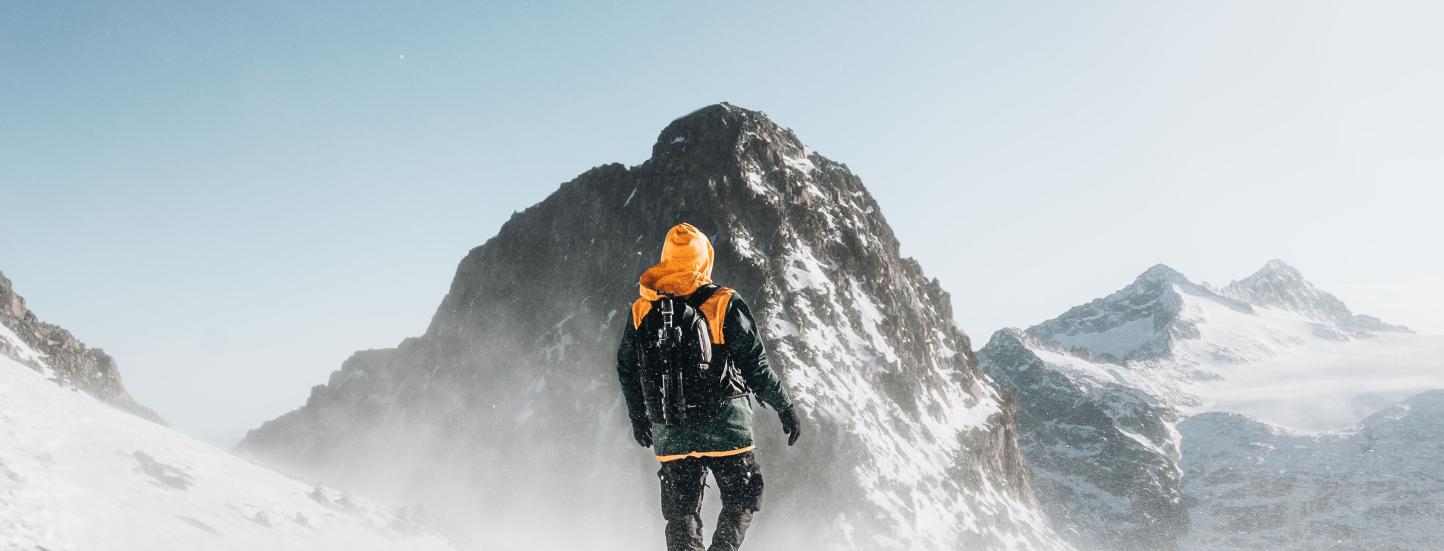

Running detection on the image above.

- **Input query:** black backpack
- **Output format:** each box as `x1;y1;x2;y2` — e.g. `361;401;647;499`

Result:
636;285;742;425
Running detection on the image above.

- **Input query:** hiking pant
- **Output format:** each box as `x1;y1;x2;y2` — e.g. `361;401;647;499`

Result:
658;451;764;551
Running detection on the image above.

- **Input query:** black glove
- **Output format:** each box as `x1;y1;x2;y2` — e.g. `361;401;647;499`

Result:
630;417;653;448
778;406;801;446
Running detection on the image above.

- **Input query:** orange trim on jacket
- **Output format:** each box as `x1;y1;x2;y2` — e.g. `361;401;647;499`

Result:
631;288;733;345
655;445;755;463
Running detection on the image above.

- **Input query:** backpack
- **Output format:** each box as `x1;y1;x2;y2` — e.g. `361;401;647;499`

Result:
636;285;743;425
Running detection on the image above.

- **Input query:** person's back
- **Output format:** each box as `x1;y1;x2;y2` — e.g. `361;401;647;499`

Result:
616;223;802;551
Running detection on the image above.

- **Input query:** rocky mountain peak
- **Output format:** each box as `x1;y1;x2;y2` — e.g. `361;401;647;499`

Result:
1225;259;1409;332
241;104;1067;550
643;103;862;219
1226;259;1333;313
651;102;807;164
1;271;29;318
1024;264;1193;361
653;103;768;156
1137;263;1187;283
1026;264;1255;362
1258;257;1302;276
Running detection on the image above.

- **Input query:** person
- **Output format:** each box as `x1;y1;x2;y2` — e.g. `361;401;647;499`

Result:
617;222;802;551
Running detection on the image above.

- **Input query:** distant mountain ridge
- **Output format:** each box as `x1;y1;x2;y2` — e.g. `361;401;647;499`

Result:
0;270;161;422
1222;259;1410;333
1025;264;1254;363
980;260;1444;551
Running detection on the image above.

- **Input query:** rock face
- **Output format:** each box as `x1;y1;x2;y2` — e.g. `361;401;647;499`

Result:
979;268;1201;551
979;260;1444;551
0;270;160;422
239;104;1070;550
980;329;1187;551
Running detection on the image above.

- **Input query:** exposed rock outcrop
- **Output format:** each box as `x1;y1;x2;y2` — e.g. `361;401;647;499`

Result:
0;270;160;422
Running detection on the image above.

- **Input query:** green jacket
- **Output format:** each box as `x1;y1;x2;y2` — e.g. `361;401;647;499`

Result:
616;292;793;460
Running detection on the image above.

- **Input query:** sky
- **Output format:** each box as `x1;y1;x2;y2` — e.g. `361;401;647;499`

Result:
2;1;1441;446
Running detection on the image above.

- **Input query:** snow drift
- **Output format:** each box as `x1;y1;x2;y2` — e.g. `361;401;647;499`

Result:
0;323;454;550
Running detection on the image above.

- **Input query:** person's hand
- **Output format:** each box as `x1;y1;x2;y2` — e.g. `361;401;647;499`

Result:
630;417;653;448
779;406;801;446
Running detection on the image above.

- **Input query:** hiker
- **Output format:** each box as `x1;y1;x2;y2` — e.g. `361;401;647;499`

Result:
616;222;802;551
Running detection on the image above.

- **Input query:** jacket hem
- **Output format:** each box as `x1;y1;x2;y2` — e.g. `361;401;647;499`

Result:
655;445;755;463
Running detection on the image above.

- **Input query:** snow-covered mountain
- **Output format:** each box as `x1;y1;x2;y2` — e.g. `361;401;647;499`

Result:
0;270;159;422
239;103;1072;551
0;279;455;551
979;260;1444;550
1222;259;1409;334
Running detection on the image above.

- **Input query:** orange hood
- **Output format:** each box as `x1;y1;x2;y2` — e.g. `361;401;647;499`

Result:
638;223;714;299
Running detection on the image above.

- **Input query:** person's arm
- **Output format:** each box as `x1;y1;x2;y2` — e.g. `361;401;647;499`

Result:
723;294;793;412
616;320;647;422
616;319;651;447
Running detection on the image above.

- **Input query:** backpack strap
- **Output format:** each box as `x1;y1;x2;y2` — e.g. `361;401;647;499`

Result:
630;298;652;330
628;286;715;330
696;287;734;345
684;284;721;308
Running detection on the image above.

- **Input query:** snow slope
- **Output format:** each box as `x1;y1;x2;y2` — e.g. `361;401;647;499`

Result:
0;271;160;421
1180;391;1444;551
0;352;455;551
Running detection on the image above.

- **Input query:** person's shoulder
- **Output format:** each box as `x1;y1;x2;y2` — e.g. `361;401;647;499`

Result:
712;287;752;314
708;285;741;303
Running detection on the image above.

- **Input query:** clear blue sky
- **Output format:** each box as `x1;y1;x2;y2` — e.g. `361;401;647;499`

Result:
3;1;1440;445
